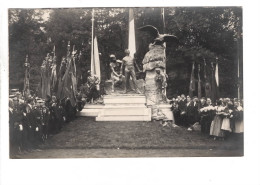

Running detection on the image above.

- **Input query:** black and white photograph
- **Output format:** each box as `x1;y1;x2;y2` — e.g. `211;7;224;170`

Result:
7;6;243;158
1;1;260;185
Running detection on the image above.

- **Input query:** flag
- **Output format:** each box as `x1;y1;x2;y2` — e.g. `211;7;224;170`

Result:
59;57;77;107
197;64;202;99
161;8;165;34
204;59;211;98
39;55;51;99
51;45;57;91
211;62;217;103
189;62;195;97
90;9;101;83
23;55;30;99
128;8;136;58
215;62;219;87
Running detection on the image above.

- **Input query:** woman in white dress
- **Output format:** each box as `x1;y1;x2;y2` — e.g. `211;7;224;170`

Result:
233;101;244;133
210;100;225;140
221;101;233;138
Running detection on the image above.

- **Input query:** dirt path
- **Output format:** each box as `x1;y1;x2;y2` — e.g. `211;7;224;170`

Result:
13;117;243;158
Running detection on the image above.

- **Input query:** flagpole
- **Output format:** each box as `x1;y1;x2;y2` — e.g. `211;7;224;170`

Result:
128;8;136;58
91;8;95;75
237;39;240;99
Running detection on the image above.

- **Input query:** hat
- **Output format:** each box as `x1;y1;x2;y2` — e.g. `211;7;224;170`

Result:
10;89;19;92
72;50;77;55
37;99;44;103
110;54;116;59
9;94;16;98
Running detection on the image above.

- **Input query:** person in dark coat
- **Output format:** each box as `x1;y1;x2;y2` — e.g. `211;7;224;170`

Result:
199;98;214;135
178;94;187;126
185;96;194;127
192;96;200;123
199;97;209;134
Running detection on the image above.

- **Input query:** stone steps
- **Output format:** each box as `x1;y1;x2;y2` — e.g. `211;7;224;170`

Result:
78;94;152;121
96;115;151;121
96;94;151;121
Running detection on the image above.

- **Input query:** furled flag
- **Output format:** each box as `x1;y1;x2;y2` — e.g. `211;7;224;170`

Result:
211;62;218;103
128;8;136;58
50;46;57;92
197;64;202;99
189;62;196;97
57;44;77;107
91;8;101;82
215;61;219;87
23;54;30;99
161;7;165;34
204;59;211;98
59;57;77;107
39;54;51;99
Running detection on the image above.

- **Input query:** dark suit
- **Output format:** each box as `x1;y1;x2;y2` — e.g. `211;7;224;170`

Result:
199;103;214;134
178;99;187;126
186;101;199;127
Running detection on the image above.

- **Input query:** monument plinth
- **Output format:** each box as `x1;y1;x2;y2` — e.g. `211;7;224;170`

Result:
96;94;151;121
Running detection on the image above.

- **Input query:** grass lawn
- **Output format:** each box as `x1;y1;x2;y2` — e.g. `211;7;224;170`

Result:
43;117;243;153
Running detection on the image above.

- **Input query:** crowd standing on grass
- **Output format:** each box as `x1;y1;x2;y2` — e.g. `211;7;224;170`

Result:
8;89;85;154
170;94;244;140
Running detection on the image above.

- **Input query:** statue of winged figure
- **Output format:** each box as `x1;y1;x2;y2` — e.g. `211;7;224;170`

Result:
138;25;178;45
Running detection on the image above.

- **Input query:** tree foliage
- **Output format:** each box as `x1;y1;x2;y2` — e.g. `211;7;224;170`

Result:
9;7;242;98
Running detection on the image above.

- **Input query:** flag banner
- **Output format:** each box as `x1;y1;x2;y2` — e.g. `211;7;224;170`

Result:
215;62;219;87
204;60;211;98
50;61;57;91
23;55;30;99
128;8;136;58
58;56;77;107
211;62;217;103
189;62;195;97
92;36;101;80
90;9;101;83
198;64;202;99
39;56;51;99
51;47;57;92
161;8;165;33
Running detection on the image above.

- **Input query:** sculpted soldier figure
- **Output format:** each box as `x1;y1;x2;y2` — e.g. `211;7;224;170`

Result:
120;49;141;94
154;68;168;104
86;70;100;103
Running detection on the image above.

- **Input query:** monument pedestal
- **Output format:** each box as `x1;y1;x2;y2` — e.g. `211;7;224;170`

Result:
78;94;151;122
96;94;151;121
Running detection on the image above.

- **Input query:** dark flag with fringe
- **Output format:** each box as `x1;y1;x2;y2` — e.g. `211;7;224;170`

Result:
189;62;195;97
198;64;202;99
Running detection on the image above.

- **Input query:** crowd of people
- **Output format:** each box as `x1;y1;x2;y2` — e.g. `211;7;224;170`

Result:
170;94;244;140
8;89;85;154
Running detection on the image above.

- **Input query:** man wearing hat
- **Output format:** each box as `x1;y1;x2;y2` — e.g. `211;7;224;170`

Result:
120;49;141;94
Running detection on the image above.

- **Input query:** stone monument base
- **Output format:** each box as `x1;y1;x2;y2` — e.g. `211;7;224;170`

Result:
78;94;151;122
104;79;145;95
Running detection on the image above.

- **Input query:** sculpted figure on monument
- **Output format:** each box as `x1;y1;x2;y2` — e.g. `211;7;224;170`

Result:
109;54;124;92
120;49;142;94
